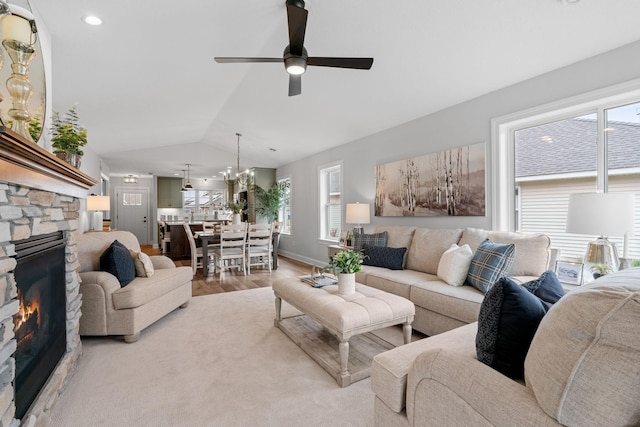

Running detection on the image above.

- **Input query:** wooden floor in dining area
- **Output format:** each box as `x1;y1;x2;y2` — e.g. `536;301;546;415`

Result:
141;245;312;297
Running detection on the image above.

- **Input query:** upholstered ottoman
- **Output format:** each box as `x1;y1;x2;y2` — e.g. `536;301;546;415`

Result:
273;278;415;386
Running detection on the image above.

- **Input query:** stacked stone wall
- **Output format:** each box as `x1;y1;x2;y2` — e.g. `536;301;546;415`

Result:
0;183;83;427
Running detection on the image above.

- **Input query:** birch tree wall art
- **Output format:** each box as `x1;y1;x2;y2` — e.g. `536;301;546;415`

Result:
375;142;486;217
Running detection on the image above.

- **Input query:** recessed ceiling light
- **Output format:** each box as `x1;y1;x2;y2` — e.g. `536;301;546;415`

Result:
82;15;102;26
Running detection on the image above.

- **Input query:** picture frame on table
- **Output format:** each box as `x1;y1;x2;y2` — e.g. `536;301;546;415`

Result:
555;260;584;286
339;231;348;247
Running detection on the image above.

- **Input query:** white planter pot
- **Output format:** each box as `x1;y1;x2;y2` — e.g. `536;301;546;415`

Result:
233;213;242;224
338;273;356;295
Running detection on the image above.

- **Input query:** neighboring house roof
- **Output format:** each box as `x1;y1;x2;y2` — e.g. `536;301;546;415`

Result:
515;118;640;178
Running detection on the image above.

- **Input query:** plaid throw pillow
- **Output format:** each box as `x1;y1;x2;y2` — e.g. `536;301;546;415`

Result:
466;239;515;293
352;231;388;253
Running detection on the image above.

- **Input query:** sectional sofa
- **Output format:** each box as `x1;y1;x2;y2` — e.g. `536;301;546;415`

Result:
370;267;640;427
355;226;553;336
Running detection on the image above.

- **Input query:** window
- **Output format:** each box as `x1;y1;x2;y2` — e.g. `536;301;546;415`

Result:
319;163;342;241
278;177;291;234
183;189;224;217
122;192;142;206
495;88;640;262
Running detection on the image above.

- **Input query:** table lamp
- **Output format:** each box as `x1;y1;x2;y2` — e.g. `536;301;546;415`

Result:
566;192;634;279
87;195;110;232
346;203;370;235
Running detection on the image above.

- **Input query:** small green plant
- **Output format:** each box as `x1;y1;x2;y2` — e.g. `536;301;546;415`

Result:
226;200;246;214
326;249;364;274
631;259;640;268
50;106;88;155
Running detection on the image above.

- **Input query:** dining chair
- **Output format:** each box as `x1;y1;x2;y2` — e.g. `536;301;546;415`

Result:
183;223;213;275
246;223;273;274
212;222;248;276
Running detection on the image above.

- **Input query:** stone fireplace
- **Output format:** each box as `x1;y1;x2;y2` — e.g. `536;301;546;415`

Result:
0;128;97;426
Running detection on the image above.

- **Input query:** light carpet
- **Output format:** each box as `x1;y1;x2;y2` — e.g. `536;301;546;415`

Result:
49;287;407;427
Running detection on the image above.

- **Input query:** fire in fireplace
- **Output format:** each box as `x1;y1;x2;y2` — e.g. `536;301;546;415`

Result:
12;231;67;420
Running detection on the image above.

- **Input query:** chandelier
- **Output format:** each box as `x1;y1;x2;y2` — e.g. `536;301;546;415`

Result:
223;133;252;186
180;164;193;192
123;174;137;184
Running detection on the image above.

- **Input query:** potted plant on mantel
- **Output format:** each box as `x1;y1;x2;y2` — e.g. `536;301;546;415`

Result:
326;249;364;295
49;105;87;168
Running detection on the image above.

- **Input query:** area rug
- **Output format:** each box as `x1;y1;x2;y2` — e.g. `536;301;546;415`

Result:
48;287;408;426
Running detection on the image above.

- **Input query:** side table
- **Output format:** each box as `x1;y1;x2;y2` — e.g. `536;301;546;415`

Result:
328;244;353;258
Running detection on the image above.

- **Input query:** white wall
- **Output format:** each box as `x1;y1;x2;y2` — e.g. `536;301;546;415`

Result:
277;40;640;266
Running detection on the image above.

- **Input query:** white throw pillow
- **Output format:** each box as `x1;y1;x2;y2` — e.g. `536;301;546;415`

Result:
437;243;473;286
129;250;155;278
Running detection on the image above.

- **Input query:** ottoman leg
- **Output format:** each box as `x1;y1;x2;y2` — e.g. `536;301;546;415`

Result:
403;322;412;345
274;296;282;327
338;340;350;386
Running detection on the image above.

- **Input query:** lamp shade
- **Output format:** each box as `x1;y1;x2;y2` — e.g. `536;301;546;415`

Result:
346;203;370;225
87;195;110;211
566;193;634;237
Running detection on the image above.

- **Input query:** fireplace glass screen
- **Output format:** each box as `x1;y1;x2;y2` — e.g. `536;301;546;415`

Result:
13;232;66;420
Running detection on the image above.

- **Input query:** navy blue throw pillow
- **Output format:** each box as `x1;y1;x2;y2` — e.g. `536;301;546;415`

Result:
362;245;406;270
521;270;564;311
476;277;547;379
100;240;136;287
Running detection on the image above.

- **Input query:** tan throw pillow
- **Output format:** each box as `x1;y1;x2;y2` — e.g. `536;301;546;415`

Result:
437;243;473;286
129;249;155;278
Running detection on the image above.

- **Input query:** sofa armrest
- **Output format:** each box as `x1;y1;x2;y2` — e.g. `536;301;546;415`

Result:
79;271;121;295
150;255;176;270
406;349;559;427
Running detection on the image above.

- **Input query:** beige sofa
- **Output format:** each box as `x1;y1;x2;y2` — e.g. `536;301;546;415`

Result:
76;230;193;342
371;268;640;426
355;226;553;336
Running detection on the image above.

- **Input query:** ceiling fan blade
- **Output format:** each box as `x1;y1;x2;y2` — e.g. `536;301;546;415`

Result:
214;57;283;63
286;3;308;56
288;74;302;97
307;57;374;70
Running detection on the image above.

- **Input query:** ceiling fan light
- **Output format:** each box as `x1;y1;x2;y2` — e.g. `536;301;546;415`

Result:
285;57;307;75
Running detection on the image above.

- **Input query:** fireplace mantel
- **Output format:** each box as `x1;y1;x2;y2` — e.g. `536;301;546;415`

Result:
0;127;98;198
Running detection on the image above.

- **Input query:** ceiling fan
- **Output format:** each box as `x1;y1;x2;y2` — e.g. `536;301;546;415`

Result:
214;0;374;96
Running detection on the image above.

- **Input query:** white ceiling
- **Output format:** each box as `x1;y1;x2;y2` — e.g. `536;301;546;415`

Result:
29;0;640;181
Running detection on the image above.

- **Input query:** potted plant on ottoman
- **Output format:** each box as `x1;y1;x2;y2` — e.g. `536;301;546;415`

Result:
50;105;87;168
327;249;364;295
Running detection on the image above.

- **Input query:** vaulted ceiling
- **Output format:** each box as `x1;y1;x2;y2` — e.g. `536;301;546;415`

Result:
30;0;640;180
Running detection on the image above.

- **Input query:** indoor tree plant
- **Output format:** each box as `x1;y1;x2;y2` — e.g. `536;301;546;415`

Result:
49;105;87;168
326;249;364;295
254;182;288;223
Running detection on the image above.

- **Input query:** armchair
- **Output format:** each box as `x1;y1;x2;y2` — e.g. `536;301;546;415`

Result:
76;230;192;342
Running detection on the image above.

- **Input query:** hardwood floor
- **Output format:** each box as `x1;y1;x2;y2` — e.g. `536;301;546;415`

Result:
140;245;313;297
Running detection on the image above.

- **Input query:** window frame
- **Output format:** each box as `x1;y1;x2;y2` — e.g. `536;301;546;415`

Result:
318;161;343;242
491;78;640;231
277;176;292;235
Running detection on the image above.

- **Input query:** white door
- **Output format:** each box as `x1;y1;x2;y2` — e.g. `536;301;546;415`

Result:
115;187;150;244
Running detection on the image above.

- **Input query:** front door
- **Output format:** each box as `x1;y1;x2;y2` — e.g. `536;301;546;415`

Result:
115;187;150;244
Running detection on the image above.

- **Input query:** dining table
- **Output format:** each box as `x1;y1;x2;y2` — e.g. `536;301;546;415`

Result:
198;231;280;276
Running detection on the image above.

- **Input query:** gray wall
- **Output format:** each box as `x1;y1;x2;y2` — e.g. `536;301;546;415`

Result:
277;40;640;266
